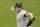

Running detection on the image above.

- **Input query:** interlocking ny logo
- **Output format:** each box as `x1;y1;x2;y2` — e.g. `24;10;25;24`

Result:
18;3;20;5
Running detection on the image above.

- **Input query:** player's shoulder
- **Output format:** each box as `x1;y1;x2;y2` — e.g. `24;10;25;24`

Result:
17;10;27;16
21;10;27;13
20;10;27;15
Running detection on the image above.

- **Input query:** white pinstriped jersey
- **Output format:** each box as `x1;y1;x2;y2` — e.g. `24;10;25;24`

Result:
16;10;29;27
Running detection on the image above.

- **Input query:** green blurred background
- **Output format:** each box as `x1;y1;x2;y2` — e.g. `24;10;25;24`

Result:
0;0;40;27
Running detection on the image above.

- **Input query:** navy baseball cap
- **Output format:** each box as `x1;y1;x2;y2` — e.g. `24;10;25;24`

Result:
16;2;22;7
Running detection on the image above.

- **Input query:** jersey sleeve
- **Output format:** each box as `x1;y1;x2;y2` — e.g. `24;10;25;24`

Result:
22;10;27;17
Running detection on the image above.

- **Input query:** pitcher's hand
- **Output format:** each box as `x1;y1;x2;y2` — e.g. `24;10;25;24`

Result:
11;7;16;11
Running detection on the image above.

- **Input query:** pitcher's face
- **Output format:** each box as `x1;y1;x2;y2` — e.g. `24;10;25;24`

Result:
16;6;22;12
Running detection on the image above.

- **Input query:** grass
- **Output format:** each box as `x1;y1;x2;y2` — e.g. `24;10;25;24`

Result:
0;0;40;27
